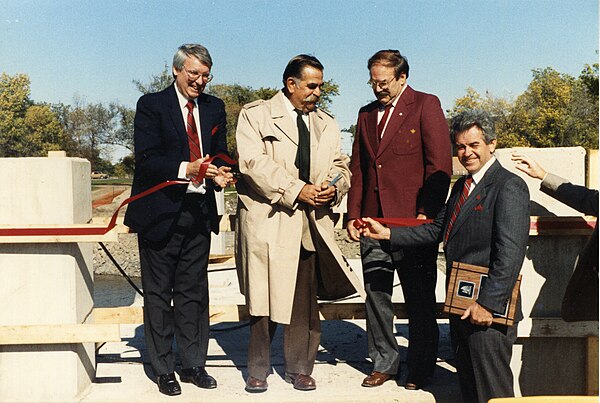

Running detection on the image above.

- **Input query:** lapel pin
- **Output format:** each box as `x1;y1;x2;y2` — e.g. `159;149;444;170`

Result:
410;129;416;134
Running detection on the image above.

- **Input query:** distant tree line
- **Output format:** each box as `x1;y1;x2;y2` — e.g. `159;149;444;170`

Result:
0;63;596;177
448;64;599;149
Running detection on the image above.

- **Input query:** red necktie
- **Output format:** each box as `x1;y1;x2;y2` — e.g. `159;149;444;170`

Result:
185;101;203;184
444;176;473;244
377;104;392;138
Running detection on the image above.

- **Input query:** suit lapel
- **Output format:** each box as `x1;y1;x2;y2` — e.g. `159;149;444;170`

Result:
376;86;414;157
198;94;213;156
447;161;501;243
165;85;189;158
365;107;379;155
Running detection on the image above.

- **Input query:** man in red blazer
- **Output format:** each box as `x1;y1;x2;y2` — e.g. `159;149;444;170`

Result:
346;49;452;390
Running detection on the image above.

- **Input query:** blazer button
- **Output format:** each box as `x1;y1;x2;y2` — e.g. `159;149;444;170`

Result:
377;164;382;169
374;187;379;192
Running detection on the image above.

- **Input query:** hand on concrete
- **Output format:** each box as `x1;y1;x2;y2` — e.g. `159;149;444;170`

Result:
511;153;547;180
461;302;493;326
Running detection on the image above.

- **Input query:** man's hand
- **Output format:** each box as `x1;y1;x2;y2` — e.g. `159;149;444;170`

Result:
297;184;323;207
511;153;547;180
298;182;336;207
187;154;221;179
461;302;494;326
213;166;233;188
357;217;391;241
346;219;360;241
416;213;428;220
315;181;336;206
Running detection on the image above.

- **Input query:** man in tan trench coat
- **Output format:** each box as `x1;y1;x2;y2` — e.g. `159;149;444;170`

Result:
235;54;364;393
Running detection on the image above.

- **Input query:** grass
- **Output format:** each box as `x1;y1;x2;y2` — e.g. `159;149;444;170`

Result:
92;178;133;186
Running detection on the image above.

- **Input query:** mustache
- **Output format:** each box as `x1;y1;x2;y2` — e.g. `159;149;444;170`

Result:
304;94;320;103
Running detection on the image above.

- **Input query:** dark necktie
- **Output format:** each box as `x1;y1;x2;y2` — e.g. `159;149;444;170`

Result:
444;175;473;244
185;101;203;184
377;104;392;138
295;109;311;183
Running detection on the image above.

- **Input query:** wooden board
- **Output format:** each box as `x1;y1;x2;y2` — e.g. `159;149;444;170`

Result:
0;324;120;345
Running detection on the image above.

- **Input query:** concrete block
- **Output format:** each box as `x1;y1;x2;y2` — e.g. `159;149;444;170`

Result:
0;154;95;401
496;147;586;216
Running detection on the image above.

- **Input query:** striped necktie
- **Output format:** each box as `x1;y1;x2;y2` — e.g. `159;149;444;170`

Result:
444;175;473;244
185;101;203;184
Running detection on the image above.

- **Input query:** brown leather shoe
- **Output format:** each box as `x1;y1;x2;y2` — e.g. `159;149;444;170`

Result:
361;371;393;387
284;373;316;391
245;376;268;393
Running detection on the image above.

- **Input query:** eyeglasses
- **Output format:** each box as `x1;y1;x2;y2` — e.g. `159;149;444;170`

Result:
367;77;396;89
183;67;213;82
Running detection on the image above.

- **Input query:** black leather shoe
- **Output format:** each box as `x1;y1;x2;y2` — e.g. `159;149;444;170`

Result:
180;366;217;389
157;373;181;396
405;374;430;390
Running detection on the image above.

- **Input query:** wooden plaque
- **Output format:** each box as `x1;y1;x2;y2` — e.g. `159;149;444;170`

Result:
444;261;521;326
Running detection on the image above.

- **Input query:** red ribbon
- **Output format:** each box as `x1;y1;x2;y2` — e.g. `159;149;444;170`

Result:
353;217;433;229
0;154;237;237
354;217;597;232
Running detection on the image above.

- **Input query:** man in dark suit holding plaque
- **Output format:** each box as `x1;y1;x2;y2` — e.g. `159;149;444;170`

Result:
359;110;530;403
124;44;232;396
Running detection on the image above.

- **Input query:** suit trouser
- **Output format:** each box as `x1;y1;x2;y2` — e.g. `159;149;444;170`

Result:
247;248;321;380
450;316;517;403
361;237;439;379
139;194;211;376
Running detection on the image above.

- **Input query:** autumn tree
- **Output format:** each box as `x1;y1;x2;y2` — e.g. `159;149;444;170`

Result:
508;67;598;148
450;64;598;149
0;73;67;157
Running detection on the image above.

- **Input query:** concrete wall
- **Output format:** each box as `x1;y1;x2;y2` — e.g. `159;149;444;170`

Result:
493;147;598;396
496;146;587;216
0;154;95;401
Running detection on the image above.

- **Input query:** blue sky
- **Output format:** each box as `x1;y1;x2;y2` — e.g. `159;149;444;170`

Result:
1;0;598;157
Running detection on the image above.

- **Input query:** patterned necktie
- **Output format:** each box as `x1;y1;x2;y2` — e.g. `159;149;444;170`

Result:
377;104;392;138
185;101;203;184
295;109;311;183
444;175;473;244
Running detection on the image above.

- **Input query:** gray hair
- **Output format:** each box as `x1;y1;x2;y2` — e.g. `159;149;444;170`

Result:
450;110;496;144
172;44;213;73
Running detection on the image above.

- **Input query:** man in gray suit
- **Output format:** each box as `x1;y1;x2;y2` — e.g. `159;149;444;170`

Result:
359;110;530;403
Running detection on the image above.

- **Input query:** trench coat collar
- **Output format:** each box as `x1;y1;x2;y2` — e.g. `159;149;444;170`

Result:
270;91;327;145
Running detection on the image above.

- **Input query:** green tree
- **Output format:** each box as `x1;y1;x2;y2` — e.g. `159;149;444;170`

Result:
449;87;524;147
507;67;598;148
133;63;173;95
207;84;278;156
0;73;68;157
579;63;599;98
